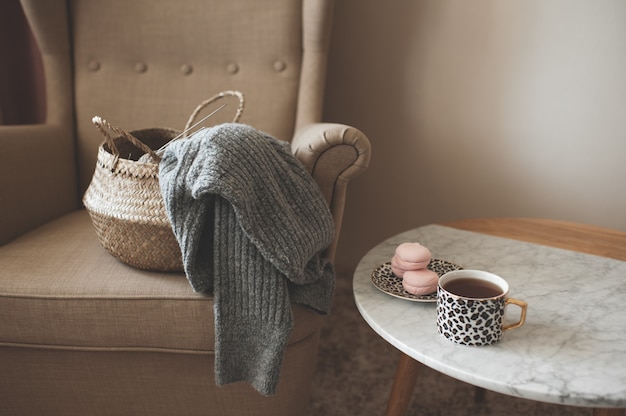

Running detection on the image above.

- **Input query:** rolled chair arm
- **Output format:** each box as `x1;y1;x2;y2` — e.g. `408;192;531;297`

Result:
291;123;371;261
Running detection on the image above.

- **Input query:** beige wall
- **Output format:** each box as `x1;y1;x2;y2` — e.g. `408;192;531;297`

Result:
325;0;626;274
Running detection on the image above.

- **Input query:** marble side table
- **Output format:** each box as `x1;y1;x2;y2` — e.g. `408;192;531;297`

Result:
353;218;626;416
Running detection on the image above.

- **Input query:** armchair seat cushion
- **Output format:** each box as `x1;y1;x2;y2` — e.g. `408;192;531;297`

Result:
0;210;323;353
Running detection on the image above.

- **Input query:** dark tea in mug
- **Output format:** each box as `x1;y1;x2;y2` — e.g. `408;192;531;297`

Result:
442;277;502;298
437;270;528;345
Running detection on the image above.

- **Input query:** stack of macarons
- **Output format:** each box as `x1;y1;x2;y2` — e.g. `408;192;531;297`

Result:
391;242;439;295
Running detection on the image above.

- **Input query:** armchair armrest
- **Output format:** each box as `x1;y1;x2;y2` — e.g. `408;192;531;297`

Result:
0;123;77;244
291;123;371;261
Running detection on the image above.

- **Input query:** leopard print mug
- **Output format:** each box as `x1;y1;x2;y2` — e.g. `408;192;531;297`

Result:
437;270;527;346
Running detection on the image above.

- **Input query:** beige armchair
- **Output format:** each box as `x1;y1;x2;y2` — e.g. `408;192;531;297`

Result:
0;1;370;415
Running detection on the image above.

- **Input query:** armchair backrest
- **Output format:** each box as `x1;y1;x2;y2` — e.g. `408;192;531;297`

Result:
21;0;333;192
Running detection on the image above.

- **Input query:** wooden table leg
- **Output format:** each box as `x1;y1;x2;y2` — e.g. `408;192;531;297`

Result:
383;353;624;416
384;352;421;416
593;409;625;416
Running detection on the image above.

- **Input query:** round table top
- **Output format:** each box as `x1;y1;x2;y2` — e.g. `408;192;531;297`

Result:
353;218;626;408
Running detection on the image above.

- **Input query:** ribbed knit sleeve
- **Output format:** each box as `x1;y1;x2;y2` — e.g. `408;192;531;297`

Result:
158;123;335;395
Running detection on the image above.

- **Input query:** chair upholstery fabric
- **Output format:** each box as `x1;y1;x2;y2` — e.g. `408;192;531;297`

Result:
0;0;370;415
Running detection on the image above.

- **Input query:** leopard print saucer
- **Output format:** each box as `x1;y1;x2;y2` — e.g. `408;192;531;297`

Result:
371;259;463;302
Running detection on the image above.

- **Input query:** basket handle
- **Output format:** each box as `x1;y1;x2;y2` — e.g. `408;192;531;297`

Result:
92;116;161;162
92;91;244;162
183;90;245;137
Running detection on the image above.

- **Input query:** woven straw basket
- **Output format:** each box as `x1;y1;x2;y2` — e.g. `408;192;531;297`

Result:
83;91;244;271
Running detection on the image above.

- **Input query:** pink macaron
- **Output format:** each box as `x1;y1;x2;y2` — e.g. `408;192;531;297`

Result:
402;268;439;295
391;242;432;277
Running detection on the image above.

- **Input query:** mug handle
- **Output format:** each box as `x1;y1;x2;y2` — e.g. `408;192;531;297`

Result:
503;298;528;331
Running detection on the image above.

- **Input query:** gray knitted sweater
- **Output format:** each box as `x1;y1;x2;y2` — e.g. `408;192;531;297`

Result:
159;123;335;396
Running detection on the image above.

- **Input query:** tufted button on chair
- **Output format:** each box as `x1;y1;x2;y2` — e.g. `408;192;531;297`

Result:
0;0;370;415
